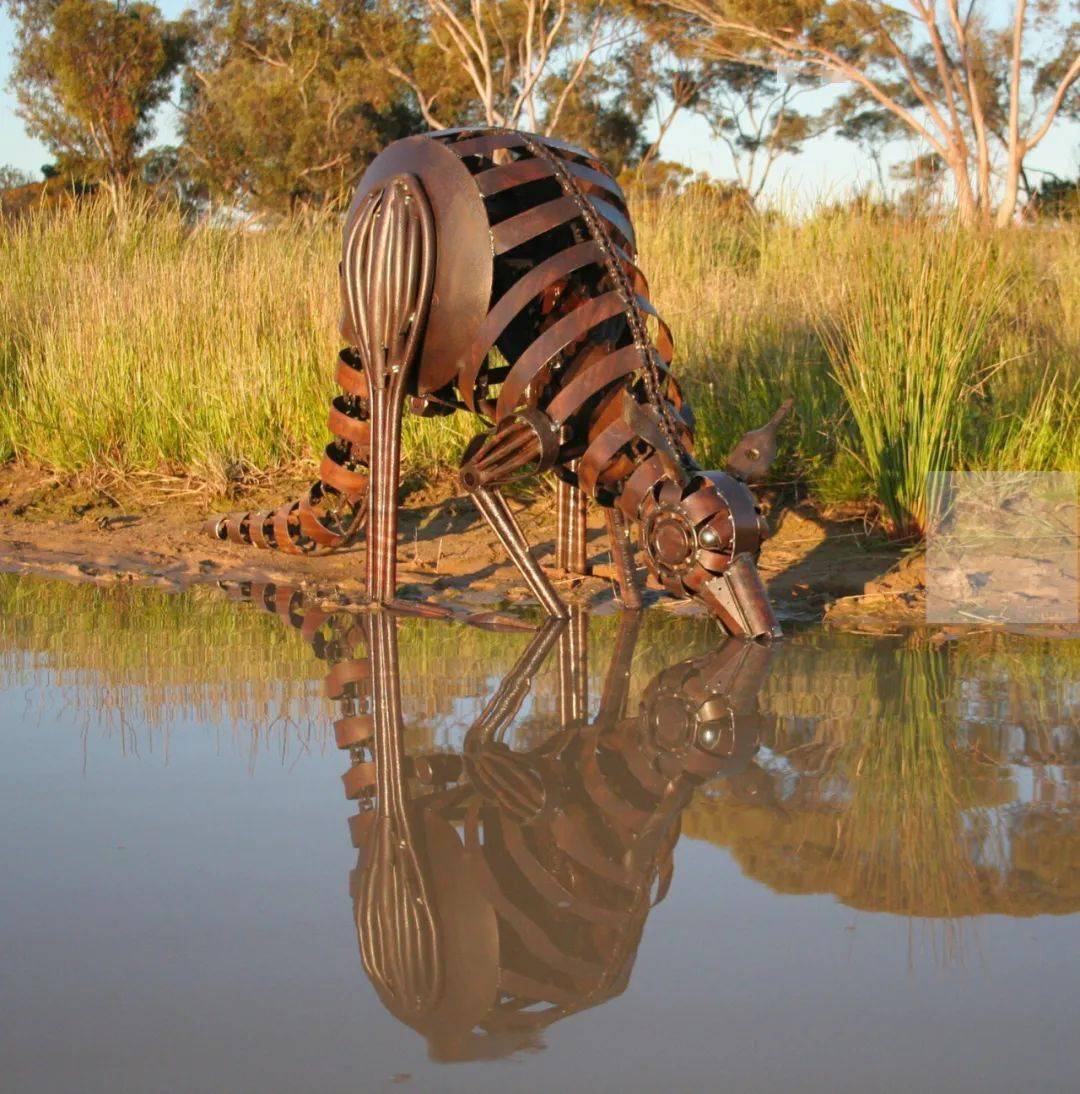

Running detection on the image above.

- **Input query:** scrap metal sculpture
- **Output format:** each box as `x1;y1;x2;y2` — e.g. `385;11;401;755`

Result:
208;128;790;638
229;583;773;1056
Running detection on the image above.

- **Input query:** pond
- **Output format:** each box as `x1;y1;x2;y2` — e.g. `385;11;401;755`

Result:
1;573;1077;1093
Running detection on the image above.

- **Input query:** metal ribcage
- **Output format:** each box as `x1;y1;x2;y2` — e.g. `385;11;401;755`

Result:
436;129;692;498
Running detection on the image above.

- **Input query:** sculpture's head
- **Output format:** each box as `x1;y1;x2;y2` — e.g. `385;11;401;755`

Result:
641;636;774;784
635;398;793;640
640;470;779;639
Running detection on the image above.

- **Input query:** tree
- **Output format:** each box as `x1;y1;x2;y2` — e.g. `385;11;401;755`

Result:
627;11;824;200
537;27;656;168
637;64;705;167
891;149;949;213
1029;172;1080;219
537;72;649;168
180;0;420;214
0;165;35;189
375;0;639;135
695;60;823;200
654;0;1080;225
830;98;907;195
5;0;190;190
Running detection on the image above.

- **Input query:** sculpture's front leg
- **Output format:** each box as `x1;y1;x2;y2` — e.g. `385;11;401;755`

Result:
340;173;436;606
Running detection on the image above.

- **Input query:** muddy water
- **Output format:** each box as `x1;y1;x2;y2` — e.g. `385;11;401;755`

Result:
1;574;1077;1094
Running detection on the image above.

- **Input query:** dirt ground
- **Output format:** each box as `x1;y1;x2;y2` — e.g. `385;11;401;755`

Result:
0;465;926;631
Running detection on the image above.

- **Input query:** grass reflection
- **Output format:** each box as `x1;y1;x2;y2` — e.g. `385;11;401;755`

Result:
687;635;1079;924
1;572;1075;924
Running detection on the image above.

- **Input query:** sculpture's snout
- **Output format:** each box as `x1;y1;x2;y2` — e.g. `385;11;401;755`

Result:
642;472;781;640
698;552;783;641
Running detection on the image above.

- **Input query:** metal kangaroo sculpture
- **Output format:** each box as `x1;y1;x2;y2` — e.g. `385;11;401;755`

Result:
207;127;791;639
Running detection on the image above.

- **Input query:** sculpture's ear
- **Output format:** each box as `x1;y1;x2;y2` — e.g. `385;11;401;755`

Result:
724;398;794;484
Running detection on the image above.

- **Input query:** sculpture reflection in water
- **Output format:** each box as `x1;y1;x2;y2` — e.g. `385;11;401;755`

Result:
226;584;773;1060
222;583;1078;1049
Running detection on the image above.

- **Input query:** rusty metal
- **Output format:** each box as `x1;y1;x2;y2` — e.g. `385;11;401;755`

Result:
468;478;569;618
555;474;589;576
355;610;443;1017
227;584;774;1057
207;127;790;638
725;398;795;483
603;506;643;609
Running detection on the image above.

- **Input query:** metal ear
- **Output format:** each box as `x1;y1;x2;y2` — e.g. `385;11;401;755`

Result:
724;398;794;483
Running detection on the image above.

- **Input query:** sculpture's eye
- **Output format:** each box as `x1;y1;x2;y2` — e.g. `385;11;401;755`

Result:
746;447;760;460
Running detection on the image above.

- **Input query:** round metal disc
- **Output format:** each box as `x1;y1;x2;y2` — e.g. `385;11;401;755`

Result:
344;136;494;395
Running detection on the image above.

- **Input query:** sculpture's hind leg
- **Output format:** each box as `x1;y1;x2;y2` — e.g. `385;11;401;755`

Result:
460;415;569;619
340;173;436;606
555;475;589;576
364;356;408;603
204;173;435;559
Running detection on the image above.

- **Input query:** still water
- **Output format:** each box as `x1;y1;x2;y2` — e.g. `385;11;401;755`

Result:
1;573;1077;1093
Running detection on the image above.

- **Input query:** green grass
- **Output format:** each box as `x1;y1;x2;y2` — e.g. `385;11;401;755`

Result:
817;226;1008;537
2;192;1077;533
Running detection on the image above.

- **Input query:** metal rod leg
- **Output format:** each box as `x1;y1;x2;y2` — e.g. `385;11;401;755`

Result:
596;609;643;726
604;508;643;610
556;607;588;729
365;380;408;605
565;607;589;724
469;483;570;619
556;474;589;575
465;617;565;750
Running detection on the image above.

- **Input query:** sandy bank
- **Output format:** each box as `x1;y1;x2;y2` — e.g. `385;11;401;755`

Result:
0;466;924;631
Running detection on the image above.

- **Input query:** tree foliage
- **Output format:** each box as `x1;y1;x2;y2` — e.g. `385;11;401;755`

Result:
538;30;656;169
371;0;648;137
693;60;823;198
4;0;1077;220
0;165;35;189
179;0;421;213
656;0;1080;224
5;0;190;186
1030;172;1080;219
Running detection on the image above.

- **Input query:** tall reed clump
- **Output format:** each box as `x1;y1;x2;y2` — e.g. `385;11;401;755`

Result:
817;225;1009;538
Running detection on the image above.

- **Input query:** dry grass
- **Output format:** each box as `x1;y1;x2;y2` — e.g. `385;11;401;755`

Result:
2;192;1077;530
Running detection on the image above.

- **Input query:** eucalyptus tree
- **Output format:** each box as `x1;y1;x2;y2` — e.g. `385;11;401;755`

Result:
654;0;1080;224
371;0;645;136
179;0;420;213
5;0;190;192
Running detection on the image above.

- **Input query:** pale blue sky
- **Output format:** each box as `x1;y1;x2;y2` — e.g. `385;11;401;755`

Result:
2;2;1077;203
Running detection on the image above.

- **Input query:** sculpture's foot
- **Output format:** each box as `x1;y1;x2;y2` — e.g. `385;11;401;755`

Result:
371;597;454;620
